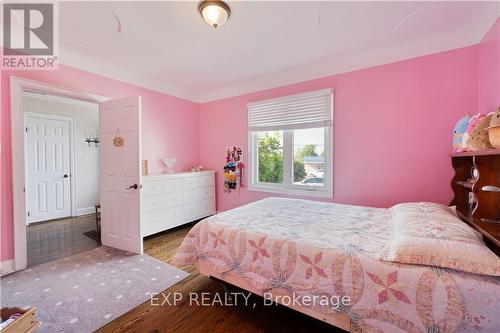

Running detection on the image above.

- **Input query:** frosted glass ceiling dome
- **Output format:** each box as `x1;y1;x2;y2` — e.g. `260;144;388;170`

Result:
199;1;231;28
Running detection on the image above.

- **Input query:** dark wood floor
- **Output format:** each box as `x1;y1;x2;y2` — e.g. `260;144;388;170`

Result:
97;224;346;333
28;214;99;266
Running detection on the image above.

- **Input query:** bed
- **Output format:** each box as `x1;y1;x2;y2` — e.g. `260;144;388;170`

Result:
174;197;500;333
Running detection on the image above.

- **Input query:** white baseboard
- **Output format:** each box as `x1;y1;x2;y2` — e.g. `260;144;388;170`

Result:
76;206;96;216
1;259;15;276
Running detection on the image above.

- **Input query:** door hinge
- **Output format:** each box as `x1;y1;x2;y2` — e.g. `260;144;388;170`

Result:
27;211;30;217
25;127;28;132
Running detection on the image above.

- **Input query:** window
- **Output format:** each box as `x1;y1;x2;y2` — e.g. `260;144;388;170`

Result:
248;89;333;198
257;131;284;184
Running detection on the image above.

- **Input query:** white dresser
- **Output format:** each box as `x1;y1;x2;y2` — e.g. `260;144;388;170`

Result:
140;171;215;237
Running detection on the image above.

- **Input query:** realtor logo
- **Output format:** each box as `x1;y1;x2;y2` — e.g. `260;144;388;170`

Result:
4;3;53;55
2;2;58;69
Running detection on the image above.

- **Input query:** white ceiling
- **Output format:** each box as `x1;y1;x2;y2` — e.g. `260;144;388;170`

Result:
54;1;500;102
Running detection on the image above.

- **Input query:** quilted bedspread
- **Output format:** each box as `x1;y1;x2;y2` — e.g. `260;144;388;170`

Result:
174;197;500;333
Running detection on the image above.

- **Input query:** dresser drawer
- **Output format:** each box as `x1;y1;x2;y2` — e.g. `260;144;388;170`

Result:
184;199;215;221
163;179;183;193
183;187;214;203
141;181;164;196
142;192;183;213
183;176;198;190
183;174;214;190
142;179;183;196
142;207;183;237
198;175;214;188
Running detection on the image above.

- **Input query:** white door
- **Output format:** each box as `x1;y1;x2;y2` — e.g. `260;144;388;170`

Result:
99;96;143;254
25;113;72;223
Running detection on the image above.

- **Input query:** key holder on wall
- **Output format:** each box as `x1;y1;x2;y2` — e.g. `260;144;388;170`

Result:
84;130;100;147
224;146;244;193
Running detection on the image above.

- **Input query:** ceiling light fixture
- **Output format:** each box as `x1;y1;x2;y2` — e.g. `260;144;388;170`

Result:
199;0;231;29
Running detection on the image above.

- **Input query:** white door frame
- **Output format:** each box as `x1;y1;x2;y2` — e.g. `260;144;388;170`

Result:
10;76;108;271
24;112;75;223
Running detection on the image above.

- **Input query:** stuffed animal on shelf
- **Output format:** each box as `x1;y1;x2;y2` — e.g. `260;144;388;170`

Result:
467;113;494;151
486;107;500;148
461;113;483;149
452;115;471;152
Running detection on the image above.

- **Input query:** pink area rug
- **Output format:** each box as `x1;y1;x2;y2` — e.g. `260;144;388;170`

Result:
1;246;189;332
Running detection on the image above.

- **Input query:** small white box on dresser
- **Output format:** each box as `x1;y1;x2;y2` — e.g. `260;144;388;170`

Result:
140;171;215;237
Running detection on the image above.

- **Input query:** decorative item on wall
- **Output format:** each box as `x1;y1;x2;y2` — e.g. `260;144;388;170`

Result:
113;128;124;147
486;107;500;148
142;160;149;176
223;146;244;193
162;157;177;173
84;131;100;147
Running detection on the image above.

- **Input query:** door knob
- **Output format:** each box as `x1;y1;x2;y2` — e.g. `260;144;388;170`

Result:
63;174;69;178
126;184;139;190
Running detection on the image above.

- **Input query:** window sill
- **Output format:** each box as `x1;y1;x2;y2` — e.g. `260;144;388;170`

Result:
248;184;332;199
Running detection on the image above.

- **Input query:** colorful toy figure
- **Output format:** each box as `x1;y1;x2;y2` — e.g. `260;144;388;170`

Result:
486;107;500;148
461;113;483;149
452;115;471;152
467;113;494;151
223;146;244;193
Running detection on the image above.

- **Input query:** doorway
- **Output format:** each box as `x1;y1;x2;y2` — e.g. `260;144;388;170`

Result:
23;91;100;266
10;77;143;272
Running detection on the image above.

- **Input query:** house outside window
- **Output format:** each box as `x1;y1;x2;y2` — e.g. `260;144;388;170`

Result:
248;89;333;198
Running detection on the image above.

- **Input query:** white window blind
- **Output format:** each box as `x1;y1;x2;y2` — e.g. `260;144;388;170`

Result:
248;89;333;131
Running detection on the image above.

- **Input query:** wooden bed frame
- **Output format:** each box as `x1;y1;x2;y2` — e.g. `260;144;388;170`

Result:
199;261;357;332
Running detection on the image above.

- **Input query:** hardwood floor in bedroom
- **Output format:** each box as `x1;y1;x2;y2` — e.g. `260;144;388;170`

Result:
97;224;347;333
28;214;99;267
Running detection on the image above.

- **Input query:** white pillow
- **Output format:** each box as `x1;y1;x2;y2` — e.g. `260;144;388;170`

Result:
380;202;500;276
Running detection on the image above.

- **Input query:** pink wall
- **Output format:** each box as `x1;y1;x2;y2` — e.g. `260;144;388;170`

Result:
2;20;499;263
199;45;480;213
1;65;200;261
478;18;500;114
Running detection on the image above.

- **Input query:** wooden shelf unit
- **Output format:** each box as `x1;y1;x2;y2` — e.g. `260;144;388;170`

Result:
450;148;500;157
450;151;500;252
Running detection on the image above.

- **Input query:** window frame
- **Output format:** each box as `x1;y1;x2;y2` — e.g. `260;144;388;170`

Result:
248;126;333;198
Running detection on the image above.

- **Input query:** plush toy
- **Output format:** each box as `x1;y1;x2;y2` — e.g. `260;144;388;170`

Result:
452;115;471;152
486;107;500;148
461;114;482;150
467;113;494;151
